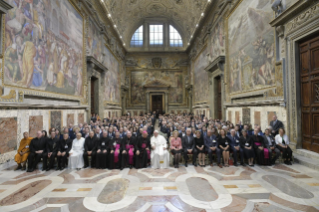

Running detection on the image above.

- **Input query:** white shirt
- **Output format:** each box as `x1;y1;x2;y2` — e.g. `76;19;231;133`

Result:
275;134;289;145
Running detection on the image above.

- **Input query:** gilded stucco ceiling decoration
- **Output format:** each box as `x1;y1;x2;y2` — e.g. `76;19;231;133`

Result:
102;0;211;46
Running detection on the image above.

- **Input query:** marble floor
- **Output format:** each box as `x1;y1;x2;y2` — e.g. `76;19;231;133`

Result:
0;163;319;212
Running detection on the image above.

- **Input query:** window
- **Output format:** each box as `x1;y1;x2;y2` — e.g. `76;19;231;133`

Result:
130;25;143;47
169;25;183;47
150;25;163;45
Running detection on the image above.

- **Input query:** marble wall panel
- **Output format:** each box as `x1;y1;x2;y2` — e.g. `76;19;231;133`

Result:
67;114;75;126
254;111;261;126
0;117;17;154
235;111;240;124
78;113;85;124
228;111;232;122
242;108;251;125
50;111;62;131
29;116;43;137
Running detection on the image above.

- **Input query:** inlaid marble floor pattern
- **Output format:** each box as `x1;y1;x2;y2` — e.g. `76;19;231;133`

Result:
0;163;319;212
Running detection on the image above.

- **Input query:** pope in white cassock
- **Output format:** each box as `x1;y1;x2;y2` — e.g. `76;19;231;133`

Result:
151;130;170;169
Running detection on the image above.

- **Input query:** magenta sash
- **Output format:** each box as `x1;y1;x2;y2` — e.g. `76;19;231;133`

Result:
114;144;121;163
141;143;146;148
127;144;134;165
255;142;269;159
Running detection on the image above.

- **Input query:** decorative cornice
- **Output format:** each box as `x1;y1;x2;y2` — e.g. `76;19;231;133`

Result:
205;56;225;73
269;0;319;27
86;56;108;73
0;0;14;14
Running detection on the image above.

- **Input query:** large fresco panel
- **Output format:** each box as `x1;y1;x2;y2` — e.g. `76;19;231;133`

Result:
209;19;225;62
194;46;209;103
50;111;62;131
104;46;120;104
3;0;84;96
227;0;275;94
87;18;104;63
130;70;184;105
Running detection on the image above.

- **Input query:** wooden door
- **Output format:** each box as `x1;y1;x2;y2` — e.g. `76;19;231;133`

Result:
152;95;163;114
216;77;222;120
299;35;319;153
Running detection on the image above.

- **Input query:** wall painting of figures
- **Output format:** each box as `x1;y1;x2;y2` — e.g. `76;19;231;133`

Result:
209;19;225;62
193;45;209;104
227;0;275;95
3;0;84;97
87;18;104;64
130;70;184;105
103;45;120;104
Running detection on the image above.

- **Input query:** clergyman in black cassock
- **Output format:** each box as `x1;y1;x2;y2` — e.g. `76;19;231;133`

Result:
96;131;109;169
58;133;73;170
121;131;135;169
135;131;151;169
46;131;60;171
83;131;98;168
27;131;47;172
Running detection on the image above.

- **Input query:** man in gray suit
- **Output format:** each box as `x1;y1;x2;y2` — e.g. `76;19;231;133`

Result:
263;127;280;165
269;115;284;136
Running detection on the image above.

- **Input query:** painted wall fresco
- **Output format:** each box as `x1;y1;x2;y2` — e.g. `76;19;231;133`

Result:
194;46;209;103
67;114;74;126
103;46;120;104
227;0;275;94
0;118;17;154
130;71;184;105
4;0;83;96
209;19;225;62
87;18;104;63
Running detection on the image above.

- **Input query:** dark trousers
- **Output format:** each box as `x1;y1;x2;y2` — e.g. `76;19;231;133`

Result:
277;145;293;160
96;152;108;169
183;149;197;164
83;151;97;167
135;150;148;169
58;152;69;168
108;152;115;169
207;147;221;164
47;152;58;169
231;146;244;164
28;152;47;170
268;147;280;163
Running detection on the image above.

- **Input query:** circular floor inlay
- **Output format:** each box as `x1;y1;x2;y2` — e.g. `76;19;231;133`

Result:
262;175;314;199
186;177;218;201
0;180;52;206
97;178;130;204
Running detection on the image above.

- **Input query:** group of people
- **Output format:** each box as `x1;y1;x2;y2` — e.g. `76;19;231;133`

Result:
13;112;293;172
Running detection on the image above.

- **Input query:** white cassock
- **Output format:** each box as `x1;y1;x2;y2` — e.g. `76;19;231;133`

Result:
68;137;85;169
151;135;170;169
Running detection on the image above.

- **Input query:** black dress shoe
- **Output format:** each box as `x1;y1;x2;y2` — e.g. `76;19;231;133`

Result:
46;168;51;171
83;165;88;169
193;163;197;167
185;163;188;167
55;167;61;171
26;169;32;172
42;168;46;171
287;161;292;165
234;163;238;167
60;167;65;170
241;163;246;166
29;168;34;172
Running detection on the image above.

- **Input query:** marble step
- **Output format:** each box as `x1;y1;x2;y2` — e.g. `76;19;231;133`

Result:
293;153;319;171
295;149;319;160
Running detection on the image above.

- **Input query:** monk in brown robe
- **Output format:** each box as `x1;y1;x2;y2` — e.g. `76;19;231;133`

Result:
15;132;33;170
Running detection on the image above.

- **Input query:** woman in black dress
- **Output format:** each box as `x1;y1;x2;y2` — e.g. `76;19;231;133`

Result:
240;129;255;166
194;131;205;167
218;129;231;167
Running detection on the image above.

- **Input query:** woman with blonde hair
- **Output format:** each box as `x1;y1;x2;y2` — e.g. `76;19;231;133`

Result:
170;130;183;168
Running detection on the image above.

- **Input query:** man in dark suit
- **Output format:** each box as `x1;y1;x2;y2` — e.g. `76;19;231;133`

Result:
179;127;186;139
58;133;72;170
235;125;242;138
27;131;47;172
204;130;222;167
182;128;197;167
228;129;245;166
263;128;280;165
269;115;284;136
